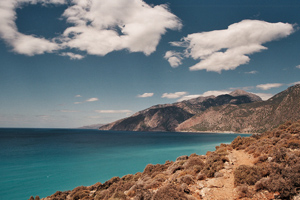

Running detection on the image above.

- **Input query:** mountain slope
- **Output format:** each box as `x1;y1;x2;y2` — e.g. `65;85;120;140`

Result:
99;90;262;132
176;84;300;133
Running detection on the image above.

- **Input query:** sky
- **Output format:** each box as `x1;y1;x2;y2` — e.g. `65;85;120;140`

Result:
0;0;300;128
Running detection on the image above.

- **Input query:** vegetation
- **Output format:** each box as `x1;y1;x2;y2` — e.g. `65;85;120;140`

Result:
31;120;300;200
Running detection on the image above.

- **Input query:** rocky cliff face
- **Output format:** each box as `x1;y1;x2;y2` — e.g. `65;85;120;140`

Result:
99;90;262;132
176;84;300;133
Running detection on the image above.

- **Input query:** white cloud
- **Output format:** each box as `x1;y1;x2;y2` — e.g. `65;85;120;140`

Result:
253;93;273;101
60;52;85;60
177;95;201;101
0;0;63;56
75;95;82;97
256;83;283;90
167;20;294;73
86;98;99;102
296;65;300;69
289;81;300;85
245;70;258;74
162;92;187;99
0;0;181;57
177;90;231;102
164;51;183;67
137;93;154;98
59;109;79;113
95;110;132;114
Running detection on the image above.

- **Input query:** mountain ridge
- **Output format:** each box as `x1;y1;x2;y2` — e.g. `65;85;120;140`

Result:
99;89;264;132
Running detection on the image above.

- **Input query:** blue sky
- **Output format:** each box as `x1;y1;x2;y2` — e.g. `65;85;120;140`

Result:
0;0;300;128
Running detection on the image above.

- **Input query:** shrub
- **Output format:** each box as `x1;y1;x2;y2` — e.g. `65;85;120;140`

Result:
183;157;205;172
231;136;255;150
152;183;188;200
236;185;252;198
178;174;194;185
234;165;261;186
201;152;228;177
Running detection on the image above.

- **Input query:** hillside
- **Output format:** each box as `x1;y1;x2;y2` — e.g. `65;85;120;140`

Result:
177;84;300;133
99;90;262;132
31;120;300;200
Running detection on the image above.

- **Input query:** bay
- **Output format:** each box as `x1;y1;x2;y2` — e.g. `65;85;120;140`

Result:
0;128;250;199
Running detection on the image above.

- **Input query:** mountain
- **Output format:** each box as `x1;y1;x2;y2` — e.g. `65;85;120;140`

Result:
176;84;300;133
79;123;104;129
99;90;262;132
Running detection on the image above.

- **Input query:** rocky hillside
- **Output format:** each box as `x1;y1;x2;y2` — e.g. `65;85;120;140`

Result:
31;120;300;200
177;84;300;133
99;90;262;132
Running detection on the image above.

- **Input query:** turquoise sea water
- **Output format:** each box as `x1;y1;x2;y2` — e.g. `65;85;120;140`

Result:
0;128;250;200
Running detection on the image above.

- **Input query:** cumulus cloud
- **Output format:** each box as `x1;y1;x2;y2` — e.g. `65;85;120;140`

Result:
60;52;85;60
164;51;183;67
75;94;82;97
161;92;187;99
177;90;231;101
137;93;154;98
256;83;283;90
296;65;300;69
0;0;181;57
166;20;294;73
95;110;132;114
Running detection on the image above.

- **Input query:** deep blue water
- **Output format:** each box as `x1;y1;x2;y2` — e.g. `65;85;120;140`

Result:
0;128;250;200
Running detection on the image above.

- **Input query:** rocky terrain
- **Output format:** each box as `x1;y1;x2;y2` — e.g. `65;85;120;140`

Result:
99;84;300;133
30;120;300;200
177;84;300;133
99;89;263;132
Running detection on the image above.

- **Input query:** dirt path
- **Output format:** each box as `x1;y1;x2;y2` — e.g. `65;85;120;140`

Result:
194;149;255;200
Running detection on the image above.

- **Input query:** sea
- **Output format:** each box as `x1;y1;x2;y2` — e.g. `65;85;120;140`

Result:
0;128;250;200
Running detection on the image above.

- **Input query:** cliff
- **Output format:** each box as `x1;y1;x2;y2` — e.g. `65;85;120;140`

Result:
32;120;300;200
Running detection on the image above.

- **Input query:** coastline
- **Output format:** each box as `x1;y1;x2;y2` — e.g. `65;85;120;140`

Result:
35;120;300;200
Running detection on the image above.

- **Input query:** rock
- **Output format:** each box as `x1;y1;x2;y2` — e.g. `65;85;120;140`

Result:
207;179;224;188
214;172;224;178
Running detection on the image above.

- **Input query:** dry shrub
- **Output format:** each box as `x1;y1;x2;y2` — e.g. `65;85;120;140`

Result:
152;183;188;200
144;173;167;189
134;189;153;200
71;190;90;200
270;147;287;163
183;157;205;172
97;177;120;191
231;136;256;150
255;174;296;199
201;152;228;177
285;139;300;149
196;173;206;180
287;122;300;134
176;155;189;161
178;174;194;185
234;165;261;186
142;164;168;178
255;155;268;164
236;185;252;198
